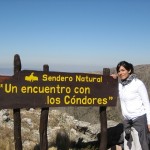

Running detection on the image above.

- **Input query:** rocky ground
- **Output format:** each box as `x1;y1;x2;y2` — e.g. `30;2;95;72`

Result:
0;108;123;150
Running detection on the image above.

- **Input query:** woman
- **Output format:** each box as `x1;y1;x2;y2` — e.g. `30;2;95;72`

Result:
112;61;150;150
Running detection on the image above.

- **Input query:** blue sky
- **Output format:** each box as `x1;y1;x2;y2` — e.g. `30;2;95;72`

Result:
0;0;150;74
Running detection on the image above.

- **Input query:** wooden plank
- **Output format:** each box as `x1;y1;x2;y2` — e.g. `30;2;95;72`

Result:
13;54;22;150
99;68;110;150
40;65;49;150
0;75;11;83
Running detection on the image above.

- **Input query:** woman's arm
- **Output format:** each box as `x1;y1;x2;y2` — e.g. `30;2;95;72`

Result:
138;81;150;131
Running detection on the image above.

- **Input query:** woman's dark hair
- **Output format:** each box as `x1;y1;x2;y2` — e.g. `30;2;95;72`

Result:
116;61;134;74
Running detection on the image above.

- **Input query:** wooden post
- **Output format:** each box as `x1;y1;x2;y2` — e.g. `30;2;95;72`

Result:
13;54;22;150
99;68;110;150
39;65;49;150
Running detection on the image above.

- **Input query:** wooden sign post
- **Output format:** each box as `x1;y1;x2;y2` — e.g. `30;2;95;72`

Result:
13;54;22;150
40;65;49;150
0;54;118;150
99;68;110;150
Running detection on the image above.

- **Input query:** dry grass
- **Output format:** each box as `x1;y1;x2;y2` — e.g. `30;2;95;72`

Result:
0;126;14;150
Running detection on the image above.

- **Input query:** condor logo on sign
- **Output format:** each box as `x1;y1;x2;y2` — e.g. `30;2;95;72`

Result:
25;72;38;82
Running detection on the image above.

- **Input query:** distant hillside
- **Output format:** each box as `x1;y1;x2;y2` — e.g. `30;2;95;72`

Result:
134;64;150;96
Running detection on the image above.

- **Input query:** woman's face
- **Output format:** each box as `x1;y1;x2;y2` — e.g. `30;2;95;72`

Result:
118;66;131;80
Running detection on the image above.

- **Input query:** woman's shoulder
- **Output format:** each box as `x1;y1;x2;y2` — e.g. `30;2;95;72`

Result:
133;78;144;86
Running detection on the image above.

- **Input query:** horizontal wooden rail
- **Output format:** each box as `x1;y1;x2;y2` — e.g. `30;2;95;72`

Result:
0;75;11;83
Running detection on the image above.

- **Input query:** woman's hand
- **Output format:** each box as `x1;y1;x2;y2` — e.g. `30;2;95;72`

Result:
110;74;118;79
148;124;150;132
